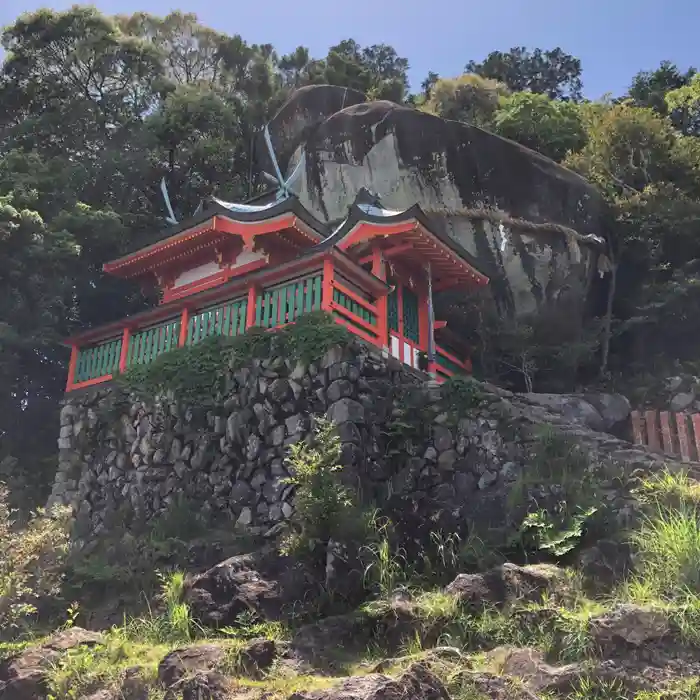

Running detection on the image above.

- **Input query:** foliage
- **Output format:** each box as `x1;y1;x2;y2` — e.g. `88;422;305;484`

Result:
422;74;509;127
120;311;353;404
0;484;71;634
627;60;696;119
281;417;370;559
493;91;586;161
441;375;487;413
665;73;700;135
518;506;598;557
466;46;583;101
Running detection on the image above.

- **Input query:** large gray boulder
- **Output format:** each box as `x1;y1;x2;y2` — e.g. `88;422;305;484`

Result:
259;86;610;320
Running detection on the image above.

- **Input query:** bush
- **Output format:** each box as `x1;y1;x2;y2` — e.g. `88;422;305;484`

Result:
0;485;71;635
280;418;370;560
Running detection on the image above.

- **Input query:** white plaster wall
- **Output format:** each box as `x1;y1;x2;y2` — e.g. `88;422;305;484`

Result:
173;261;222;288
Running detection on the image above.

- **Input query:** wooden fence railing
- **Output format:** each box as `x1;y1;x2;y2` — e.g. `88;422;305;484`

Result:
631;409;700;462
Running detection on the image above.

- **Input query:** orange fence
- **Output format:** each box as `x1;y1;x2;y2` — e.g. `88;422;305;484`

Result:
631;410;700;462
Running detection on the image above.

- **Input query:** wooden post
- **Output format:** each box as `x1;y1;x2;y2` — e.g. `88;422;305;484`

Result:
65;345;78;392
322;257;335;311
118;327;131;374
371;247;388;349
178;307;190;346
246;285;258;329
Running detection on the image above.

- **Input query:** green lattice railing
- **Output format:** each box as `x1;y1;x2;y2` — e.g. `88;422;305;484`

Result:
435;347;465;377
333;288;376;326
254;274;322;329
127;319;181;368
187;297;247;345
75;336;123;383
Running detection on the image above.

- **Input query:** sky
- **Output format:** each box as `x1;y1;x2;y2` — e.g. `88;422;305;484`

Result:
0;0;698;100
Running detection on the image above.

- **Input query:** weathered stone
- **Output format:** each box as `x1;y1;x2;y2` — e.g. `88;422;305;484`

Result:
327;398;364;424
285;413;305;435
230;481;253;505
590;604;670;647
478;470;498;489
432;426;453;452
437;449;457;470
270;424;286;447
671;392;695;412
445;564;562;609
158;645;225;688
236;507;253;527
327;379;354;403
288;662;449;700
269;378;292;403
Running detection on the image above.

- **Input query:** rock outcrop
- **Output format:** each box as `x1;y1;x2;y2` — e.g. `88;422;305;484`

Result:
259;85;611;319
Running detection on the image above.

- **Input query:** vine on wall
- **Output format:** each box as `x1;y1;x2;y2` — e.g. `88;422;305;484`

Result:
118;311;354;404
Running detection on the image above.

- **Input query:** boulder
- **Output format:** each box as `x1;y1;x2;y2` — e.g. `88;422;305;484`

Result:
590;604;670;648
238;638;278;678
158;645;225;689
445;563;561;609
262;86;609;319
184;548;313;627
179;672;230;700
288;662;449;700
582;393;631;431
523;393;605;432
0;628;104;700
578;539;633;593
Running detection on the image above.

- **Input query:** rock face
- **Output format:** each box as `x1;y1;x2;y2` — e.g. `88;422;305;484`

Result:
259;85;610;318
50;341;672;544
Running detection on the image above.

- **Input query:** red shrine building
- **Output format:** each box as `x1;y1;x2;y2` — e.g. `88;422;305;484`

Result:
63;190;489;393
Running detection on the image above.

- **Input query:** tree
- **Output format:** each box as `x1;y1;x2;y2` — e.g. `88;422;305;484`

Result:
320;39;410;103
493;92;586;161
665;73;700;136
466;47;583;101
627;61;696;116
564;102;690;195
422;73;509;127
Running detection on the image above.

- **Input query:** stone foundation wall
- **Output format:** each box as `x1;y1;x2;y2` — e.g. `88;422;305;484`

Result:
50;341;666;543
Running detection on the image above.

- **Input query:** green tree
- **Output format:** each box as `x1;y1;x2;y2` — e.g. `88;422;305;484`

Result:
665;73;700;136
422;73;509;127
493;91;586;161
466;47;583;101
627;61;696;117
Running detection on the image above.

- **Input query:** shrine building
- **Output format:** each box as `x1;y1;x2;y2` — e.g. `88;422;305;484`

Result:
63;190;489;393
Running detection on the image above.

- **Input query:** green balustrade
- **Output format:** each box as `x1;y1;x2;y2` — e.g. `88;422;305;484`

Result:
74;337;122;383
127;319;181;367
332;288;376;326
436;349;465;376
187;297;247;346
255;274;322;329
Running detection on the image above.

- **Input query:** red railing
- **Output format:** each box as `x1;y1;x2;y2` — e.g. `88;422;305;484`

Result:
631;409;700;462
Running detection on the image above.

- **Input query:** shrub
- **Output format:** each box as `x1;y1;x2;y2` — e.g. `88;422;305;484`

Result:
0;485;72;634
280;418;370;559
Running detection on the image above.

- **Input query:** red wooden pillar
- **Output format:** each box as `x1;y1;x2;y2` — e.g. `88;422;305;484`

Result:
322;257;335;311
246;285;258;329
371;247;388;349
118;327;131;374
65;345;78;392
178;307;190;346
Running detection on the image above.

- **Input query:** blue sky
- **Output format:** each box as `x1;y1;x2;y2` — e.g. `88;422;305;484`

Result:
0;0;697;99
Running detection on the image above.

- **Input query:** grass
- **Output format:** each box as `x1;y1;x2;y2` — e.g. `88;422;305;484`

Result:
23;450;700;699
